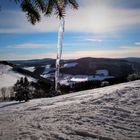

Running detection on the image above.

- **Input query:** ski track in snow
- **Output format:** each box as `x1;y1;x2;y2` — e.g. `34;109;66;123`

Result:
0;80;140;140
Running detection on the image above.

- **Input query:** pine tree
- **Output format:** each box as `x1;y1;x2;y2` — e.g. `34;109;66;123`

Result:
14;77;30;102
23;77;30;102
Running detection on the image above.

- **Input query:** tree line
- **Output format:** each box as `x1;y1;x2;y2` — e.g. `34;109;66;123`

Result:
1;72;140;102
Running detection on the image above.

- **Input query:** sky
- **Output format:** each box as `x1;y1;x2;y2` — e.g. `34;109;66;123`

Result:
0;0;140;60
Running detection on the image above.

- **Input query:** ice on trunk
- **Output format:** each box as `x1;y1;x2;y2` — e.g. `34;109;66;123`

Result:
55;18;65;91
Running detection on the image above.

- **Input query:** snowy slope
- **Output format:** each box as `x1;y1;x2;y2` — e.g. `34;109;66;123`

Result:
63;62;78;68
0;64;36;98
23;66;35;72
0;64;35;89
0;80;140;140
0;64;23;88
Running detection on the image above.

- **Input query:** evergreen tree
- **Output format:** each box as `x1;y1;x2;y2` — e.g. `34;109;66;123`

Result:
14;77;30;102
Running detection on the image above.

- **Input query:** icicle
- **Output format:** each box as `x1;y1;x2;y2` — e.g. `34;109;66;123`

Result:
55;18;65;91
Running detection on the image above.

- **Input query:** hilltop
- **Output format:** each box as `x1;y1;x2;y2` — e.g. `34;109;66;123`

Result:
9;57;140;79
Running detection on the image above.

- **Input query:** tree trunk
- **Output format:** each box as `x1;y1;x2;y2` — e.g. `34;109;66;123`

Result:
55;18;65;91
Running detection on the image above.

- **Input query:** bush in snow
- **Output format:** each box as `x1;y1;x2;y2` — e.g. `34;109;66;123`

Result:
101;81;110;87
14;77;31;102
127;73;140;81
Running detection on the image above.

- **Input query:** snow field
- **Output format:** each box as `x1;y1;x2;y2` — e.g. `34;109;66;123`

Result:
0;80;140;140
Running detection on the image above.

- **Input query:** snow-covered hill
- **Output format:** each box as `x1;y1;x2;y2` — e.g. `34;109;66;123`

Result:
0;64;34;88
0;64;21;88
0;80;140;140
0;64;35;99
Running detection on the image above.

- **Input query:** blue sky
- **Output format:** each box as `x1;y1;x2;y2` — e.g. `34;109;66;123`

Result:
0;0;140;60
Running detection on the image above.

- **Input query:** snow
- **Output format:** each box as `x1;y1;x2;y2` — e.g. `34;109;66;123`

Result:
69;75;114;83
41;73;55;79
42;65;51;74
0;80;140;140
63;62;78;68
59;79;71;86
71;75;88;82
42;69;113;85
0;64;22;88
0;64;34;88
90;75;114;81
23;66;35;72
0;64;36;98
96;69;109;76
41;65;54;79
43;73;114;85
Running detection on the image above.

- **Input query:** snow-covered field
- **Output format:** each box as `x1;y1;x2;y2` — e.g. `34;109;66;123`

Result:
0;80;140;140
23;67;35;72
59;74;114;85
63;62;78;68
42;69;114;85
70;75;114;82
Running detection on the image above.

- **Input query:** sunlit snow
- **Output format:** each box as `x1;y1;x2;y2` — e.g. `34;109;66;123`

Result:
23;66;35;72
0;80;140;140
0;64;34;88
63;62;78;68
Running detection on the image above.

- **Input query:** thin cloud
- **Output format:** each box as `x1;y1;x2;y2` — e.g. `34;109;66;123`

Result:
7;42;92;49
1;45;140;60
121;45;140;49
134;42;140;45
7;43;52;49
85;38;103;42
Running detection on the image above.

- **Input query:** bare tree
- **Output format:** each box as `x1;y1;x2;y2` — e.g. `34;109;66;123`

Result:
1;87;7;101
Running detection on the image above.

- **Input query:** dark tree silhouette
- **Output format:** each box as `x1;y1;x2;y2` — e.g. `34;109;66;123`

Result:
14;77;30;102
